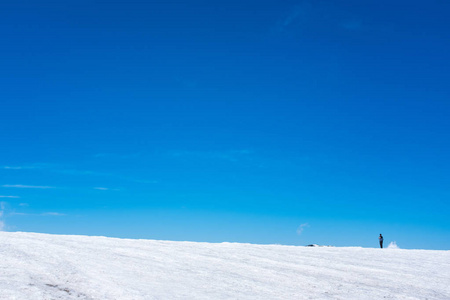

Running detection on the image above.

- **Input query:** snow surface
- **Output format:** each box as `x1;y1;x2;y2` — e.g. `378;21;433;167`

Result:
0;232;449;299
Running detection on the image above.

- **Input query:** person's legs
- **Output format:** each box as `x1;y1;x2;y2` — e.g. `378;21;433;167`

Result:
380;241;383;248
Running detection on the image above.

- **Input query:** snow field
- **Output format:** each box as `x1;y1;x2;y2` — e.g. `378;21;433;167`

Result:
0;232;449;299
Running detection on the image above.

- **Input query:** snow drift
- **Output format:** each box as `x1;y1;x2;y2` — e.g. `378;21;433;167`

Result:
0;232;449;299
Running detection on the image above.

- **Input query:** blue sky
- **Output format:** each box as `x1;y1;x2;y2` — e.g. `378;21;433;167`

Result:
1;0;449;249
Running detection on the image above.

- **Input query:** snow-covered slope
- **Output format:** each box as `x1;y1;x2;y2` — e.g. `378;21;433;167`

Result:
0;232;449;299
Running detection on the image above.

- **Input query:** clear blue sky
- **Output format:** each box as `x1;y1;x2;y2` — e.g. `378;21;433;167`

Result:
1;0;449;250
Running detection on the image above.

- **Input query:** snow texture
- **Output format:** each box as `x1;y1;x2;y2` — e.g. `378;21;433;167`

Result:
0;232;449;299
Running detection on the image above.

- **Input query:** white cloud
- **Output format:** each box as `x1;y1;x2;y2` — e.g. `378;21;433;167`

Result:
3;166;26;170
2;163;111;177
3;162;153;185
94;187;122;191
11;211;66;217
297;223;310;235
2;163;59;170
9;212;28;216
2;184;55;189
0;195;20;198
41;212;66;216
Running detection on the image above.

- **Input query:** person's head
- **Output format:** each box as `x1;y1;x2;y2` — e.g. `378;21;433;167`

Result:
380;234;382;236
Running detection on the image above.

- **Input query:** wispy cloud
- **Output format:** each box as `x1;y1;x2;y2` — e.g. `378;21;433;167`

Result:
170;149;254;163
9;212;27;216
2;163;111;177
93;187;123;191
0;195;20;198
273;2;312;33
3;163;154;185
57;169;112;177
273;1;365;34
2;163;57;170
9;211;66;217
0;202;64;230
282;4;310;27
297;223;310;235
2;184;55;189
94;153;141;159
3;166;27;170
41;212;66;216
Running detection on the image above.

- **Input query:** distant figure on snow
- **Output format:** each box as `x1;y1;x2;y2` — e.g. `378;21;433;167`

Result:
379;234;383;248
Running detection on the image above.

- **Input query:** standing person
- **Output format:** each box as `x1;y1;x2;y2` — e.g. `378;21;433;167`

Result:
379;234;384;248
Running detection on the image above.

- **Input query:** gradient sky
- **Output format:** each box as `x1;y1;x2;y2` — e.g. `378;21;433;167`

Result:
1;0;449;249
